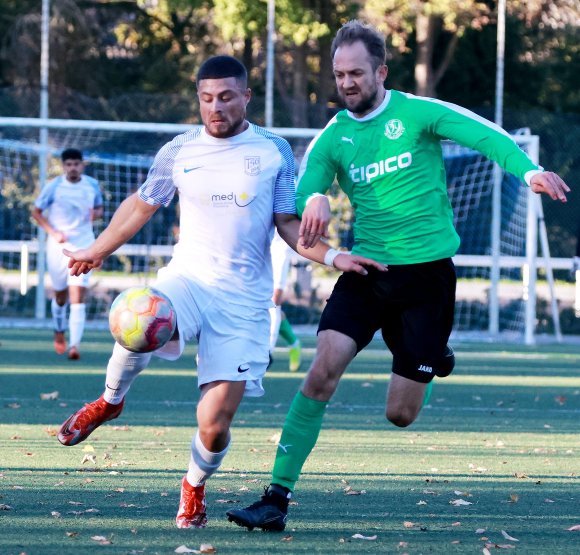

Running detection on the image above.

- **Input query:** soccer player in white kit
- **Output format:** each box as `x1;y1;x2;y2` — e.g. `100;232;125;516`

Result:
269;230;302;372
31;148;103;360
55;56;386;529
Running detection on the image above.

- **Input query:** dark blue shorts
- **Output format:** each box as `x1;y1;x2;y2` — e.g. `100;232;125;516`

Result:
318;258;456;383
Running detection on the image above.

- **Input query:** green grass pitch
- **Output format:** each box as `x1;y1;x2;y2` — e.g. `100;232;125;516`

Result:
0;328;579;554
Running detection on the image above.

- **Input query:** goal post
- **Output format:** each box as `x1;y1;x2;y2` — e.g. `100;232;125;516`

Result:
0;116;563;342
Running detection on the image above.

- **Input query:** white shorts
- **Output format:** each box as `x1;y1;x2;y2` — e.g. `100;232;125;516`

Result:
47;236;92;291
271;243;291;291
153;267;270;398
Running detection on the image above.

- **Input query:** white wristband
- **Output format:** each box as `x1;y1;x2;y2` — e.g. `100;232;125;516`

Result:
305;193;325;206
324;248;341;267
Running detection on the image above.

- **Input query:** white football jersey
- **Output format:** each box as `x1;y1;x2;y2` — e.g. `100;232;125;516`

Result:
139;123;296;308
34;175;102;244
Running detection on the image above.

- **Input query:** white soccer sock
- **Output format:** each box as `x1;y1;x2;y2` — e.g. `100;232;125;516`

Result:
269;305;282;351
68;303;86;348
103;342;152;405
51;298;68;332
186;431;230;486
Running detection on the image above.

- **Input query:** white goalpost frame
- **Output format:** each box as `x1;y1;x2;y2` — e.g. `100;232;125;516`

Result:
0;116;566;342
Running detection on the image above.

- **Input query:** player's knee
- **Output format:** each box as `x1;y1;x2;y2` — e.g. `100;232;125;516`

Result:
434;346;455;378
386;406;418;428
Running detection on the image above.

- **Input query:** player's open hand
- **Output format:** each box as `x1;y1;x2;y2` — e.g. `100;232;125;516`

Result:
333;254;388;276
530;172;570;202
63;247;103;276
299;196;331;248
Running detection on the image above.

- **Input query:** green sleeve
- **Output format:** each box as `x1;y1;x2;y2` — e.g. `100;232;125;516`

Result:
295;122;339;217
426;100;539;182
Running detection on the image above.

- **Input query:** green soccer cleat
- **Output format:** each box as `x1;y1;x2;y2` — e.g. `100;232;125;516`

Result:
288;340;302;372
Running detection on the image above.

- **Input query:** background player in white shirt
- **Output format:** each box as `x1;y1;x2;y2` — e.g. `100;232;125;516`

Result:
32;148;103;360
270;230;302;372
55;56;385;530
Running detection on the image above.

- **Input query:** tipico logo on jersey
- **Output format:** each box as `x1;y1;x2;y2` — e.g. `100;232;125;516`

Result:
384;119;405;140
209;190;257;208
349;152;413;184
245;156;261;176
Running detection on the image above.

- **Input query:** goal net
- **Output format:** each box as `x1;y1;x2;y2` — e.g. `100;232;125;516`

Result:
0;118;551;341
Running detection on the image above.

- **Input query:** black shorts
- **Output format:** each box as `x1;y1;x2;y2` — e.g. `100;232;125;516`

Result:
318;258;456;383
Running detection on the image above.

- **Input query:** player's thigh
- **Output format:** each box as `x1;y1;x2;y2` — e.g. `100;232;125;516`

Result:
197;380;246;431
383;258;456;383
318;271;381;352
152;272;205;360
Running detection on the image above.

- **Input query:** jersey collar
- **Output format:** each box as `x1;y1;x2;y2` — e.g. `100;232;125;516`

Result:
345;89;391;122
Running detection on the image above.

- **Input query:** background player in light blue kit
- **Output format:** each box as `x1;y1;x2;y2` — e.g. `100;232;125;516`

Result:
31;148;103;360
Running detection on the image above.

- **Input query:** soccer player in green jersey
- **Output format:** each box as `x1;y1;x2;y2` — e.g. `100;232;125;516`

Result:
227;20;571;532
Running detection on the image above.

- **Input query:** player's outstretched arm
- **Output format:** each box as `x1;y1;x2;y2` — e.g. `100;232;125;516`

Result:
276;213;387;276
530;172;570;202
65;193;160;276
299;195;331;249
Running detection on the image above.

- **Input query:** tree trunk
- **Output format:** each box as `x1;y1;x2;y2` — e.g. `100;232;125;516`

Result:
291;42;308;127
414;11;437;97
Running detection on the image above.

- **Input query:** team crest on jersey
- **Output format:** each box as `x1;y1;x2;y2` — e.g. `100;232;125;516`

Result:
384;119;405;140
245;156;261;176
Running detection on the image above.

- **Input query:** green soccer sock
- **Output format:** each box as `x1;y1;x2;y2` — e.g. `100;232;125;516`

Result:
271;391;327;491
279;318;298;345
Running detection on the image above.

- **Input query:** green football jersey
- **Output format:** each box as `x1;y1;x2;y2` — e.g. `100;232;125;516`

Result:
296;90;540;265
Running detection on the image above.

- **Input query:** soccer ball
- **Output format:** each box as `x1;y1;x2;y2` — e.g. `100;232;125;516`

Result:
109;286;177;353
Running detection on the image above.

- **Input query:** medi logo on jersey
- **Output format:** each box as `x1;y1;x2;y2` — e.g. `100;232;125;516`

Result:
208;191;257;208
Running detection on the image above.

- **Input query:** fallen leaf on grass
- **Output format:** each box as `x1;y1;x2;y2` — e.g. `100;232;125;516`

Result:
44;428;57;437
403;521;418;528
81;454;97;465
351;534;377;540
40;391;59;400
454;490;472;497
91;536;112;545
51;511;61;518
268;432;281;443
68;501;84;505
112;425;131;431
514;472;529;479
344;487;366;495
281;535;293;542
501;531;519;542
451;522;461;527
10;435;21;440
508;494;519;503
7;403;21;409
475;528;487;534
416;500;427;505
175;546;198;553
567;525;580;531
450;499;473;506
65;532;78;537
544;498;554;503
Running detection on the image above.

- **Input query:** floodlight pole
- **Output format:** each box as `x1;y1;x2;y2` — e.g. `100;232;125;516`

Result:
265;0;275;128
35;0;50;320
489;0;506;337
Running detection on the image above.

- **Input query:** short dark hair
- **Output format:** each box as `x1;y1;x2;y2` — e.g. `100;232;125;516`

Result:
61;148;83;162
196;56;248;87
331;20;387;70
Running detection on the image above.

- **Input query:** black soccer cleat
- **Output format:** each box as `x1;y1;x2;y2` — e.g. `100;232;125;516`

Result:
434;344;455;378
227;484;289;532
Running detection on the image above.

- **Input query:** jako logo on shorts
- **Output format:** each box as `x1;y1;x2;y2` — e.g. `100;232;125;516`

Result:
349;152;413;184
